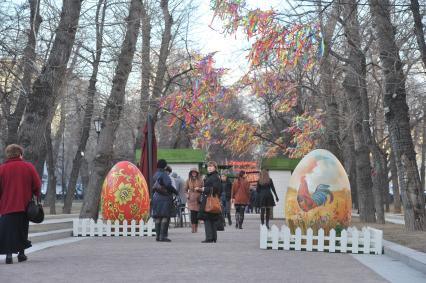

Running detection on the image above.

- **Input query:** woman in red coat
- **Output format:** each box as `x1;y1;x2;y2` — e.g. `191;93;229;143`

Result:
0;144;41;264
231;171;250;229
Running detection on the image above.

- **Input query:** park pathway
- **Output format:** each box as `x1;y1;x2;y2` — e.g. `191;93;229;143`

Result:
0;214;423;283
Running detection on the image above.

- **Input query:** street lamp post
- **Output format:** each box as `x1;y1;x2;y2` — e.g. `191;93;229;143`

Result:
93;117;103;143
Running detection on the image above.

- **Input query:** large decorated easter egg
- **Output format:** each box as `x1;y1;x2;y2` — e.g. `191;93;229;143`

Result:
100;161;150;222
285;149;351;233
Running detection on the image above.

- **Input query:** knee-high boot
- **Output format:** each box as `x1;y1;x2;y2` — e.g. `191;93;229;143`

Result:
239;209;244;229
227;213;232;226
155;219;161;241
160;218;171;242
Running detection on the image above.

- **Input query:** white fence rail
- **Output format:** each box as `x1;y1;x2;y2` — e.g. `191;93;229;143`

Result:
73;218;155;237
260;225;383;255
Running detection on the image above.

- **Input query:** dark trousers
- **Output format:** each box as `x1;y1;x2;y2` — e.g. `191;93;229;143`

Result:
235;205;246;228
260;207;271;227
204;219;217;241
221;200;232;225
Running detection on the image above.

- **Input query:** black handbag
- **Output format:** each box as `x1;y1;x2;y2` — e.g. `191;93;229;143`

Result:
26;196;44;223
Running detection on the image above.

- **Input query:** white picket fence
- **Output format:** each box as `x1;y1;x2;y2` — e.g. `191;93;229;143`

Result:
73;218;156;237
260;225;383;255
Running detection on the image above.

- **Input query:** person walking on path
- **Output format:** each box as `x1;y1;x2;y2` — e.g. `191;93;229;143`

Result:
151;159;178;242
231;171;250;229
185;168;203;233
198;161;222;243
220;174;232;226
256;169;279;229
0;144;41;264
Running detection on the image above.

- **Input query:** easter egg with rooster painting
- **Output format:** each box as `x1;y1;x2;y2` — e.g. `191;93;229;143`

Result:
100;161;150;222
285;149;351;233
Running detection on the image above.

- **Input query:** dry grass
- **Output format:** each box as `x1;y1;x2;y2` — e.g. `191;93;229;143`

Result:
351;216;426;253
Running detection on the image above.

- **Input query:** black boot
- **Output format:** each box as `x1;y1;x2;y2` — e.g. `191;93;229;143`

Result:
18;251;27;263
155;221;161;241
159;219;171;242
5;254;12;264
239;211;244;229
228;214;232;226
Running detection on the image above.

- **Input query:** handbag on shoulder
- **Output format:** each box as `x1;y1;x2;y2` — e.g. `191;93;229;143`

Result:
205;191;222;214
153;180;169;195
26;195;44;223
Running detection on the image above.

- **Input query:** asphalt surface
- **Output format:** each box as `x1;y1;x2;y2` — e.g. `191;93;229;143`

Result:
0;215;388;283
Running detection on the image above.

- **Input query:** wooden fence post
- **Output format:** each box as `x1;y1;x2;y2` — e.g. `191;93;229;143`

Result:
271;225;279;250
318;229;324;252
352;228;359;253
260;225;268;249
329;229;336;252
340;230;347;253
106;220;112;236
283;226;291;250
295;228;302;251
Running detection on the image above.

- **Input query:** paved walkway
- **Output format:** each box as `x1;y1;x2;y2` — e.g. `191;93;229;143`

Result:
0;215;423;283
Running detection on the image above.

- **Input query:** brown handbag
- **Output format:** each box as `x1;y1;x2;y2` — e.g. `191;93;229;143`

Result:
205;191;222;213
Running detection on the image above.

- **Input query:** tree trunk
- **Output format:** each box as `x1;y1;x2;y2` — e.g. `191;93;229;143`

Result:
151;0;173;124
341;0;377;222
390;151;402;213
134;1;152;161
151;0;172;101
319;3;342;161
17;0;82;176
63;0;107;214
341;104;358;210
370;145;386;222
370;0;426;230
422;101;426;193
44;102;66;214
45;125;56;214
410;0;426;70
380;149;391;212
6;0;42;145
80;0;143;219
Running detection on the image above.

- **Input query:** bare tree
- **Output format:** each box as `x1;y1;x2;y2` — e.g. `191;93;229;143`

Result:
369;0;426;231
339;0;380;222
18;0;83;175
63;0;107;214
80;0;143;219
45;101;66;214
6;0;42;145
319;3;342;161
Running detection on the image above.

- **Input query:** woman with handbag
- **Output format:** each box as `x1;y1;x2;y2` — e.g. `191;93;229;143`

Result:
185;168;203;233
151;159;178;242
256;169;279;229
0;144;41;264
198;161;222;243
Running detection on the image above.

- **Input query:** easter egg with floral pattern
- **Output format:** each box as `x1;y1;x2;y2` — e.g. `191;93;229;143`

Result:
100;161;150;222
285;149;351;233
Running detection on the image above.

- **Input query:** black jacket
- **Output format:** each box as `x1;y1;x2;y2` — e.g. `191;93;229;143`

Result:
198;171;222;220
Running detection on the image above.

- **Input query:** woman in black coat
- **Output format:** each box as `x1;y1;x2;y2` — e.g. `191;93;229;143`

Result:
256;169;279;229
198;161;222;243
151;159;178;242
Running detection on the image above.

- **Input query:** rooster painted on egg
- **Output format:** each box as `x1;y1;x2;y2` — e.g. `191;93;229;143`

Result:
285;149;351;233
100;161;150;222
